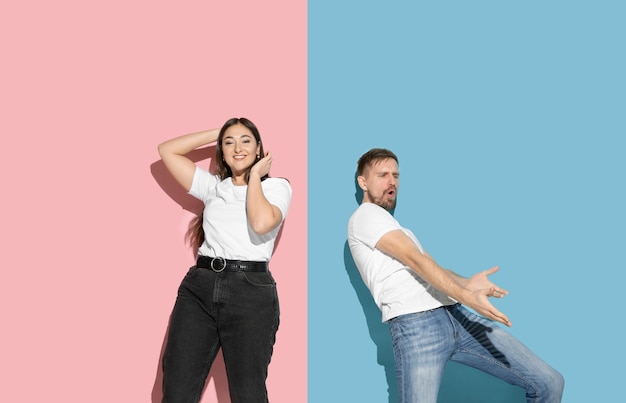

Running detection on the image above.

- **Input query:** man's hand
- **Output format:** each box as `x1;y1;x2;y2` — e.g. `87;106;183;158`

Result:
445;266;512;326
466;266;509;297
466;287;512;327
463;266;512;327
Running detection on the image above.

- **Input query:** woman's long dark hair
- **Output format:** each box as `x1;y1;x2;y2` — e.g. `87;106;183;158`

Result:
186;117;267;254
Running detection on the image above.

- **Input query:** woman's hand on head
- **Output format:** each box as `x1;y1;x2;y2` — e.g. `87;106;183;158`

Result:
250;151;272;179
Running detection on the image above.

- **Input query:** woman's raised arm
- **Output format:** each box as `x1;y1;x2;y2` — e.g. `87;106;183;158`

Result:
157;128;220;191
246;152;284;235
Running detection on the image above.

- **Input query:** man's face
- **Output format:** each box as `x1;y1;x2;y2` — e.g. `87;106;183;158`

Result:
358;158;399;211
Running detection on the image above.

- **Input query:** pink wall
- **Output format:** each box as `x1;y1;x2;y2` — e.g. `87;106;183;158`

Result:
0;1;307;402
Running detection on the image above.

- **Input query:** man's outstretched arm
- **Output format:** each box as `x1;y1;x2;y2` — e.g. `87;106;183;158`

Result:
376;230;512;327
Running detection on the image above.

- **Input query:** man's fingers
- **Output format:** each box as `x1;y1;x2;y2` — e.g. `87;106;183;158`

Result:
489;309;512;327
484;266;500;275
492;288;509;298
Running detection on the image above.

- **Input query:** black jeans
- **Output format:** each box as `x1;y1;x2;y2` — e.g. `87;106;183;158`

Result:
162;265;280;403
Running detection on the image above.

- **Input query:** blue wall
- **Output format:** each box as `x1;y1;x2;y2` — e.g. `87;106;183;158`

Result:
309;1;625;402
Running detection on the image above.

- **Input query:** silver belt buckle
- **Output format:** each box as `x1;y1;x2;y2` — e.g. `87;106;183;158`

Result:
210;256;226;272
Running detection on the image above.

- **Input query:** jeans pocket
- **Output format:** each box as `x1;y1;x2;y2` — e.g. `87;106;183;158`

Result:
241;272;276;288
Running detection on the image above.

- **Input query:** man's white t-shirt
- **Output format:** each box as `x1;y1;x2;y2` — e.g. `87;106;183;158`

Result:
189;166;292;261
348;202;455;322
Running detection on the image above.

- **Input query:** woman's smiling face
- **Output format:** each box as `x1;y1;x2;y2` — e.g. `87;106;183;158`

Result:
221;123;261;178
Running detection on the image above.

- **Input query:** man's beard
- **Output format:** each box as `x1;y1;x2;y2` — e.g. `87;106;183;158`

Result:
375;198;396;211
373;189;397;211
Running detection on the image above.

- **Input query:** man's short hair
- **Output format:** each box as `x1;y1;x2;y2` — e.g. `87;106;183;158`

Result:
357;148;399;176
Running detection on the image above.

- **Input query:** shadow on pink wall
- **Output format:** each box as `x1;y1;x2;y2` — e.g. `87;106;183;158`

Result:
150;147;217;214
150;145;232;402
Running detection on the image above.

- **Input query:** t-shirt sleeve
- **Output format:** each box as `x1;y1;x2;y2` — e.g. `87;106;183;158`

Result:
263;178;292;221
352;204;402;249
188;166;219;202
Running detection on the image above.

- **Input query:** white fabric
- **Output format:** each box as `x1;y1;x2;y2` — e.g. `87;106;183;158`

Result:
189;166;292;261
348;203;455;322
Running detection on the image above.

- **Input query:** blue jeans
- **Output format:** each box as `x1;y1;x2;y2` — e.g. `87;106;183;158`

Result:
389;304;564;403
162;266;280;403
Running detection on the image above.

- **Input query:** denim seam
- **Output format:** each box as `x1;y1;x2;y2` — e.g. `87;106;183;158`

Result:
193;341;220;402
457;347;539;396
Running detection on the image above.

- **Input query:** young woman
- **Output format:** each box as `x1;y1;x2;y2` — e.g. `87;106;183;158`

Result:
158;117;292;403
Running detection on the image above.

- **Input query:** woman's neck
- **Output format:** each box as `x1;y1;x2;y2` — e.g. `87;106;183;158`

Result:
231;175;247;186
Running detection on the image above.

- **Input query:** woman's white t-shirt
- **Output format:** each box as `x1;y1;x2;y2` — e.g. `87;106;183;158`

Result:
189;166;292;261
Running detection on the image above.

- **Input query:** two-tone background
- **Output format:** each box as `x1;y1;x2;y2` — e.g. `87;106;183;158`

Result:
2;1;624;402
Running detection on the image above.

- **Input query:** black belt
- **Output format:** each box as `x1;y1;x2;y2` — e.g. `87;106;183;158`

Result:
196;256;268;273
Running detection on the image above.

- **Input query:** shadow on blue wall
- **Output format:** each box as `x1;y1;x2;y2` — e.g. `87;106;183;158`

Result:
344;174;525;403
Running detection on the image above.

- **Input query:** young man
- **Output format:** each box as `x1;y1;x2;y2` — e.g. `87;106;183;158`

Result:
347;148;564;403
